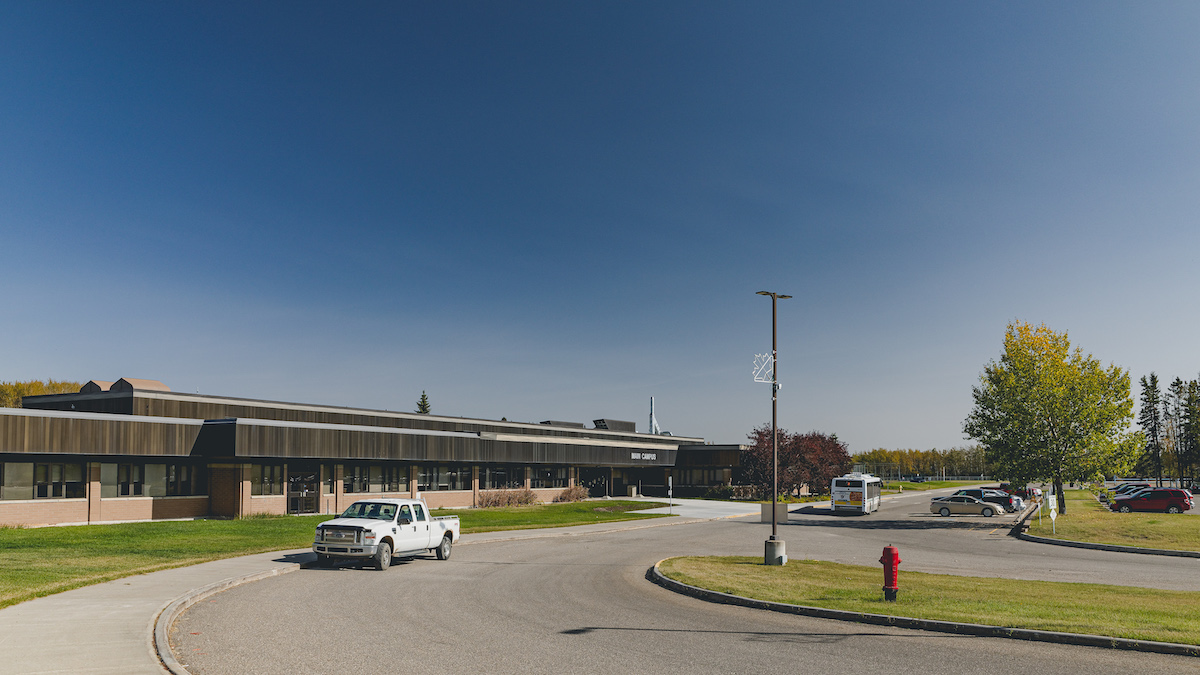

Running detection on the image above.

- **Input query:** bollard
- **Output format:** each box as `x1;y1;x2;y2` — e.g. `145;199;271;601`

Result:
880;545;901;601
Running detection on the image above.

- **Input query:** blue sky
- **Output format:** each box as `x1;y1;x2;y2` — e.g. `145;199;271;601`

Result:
3;2;1199;452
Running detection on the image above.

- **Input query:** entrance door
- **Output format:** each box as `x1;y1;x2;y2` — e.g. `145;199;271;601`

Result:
287;470;319;514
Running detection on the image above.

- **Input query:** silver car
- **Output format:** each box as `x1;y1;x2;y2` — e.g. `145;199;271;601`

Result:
930;495;1000;517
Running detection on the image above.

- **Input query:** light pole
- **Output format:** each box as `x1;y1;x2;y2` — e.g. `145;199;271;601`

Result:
757;290;791;565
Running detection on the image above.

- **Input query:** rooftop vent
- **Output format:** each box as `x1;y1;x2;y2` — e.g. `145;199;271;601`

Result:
79;380;114;394
539;420;586;428
593;418;636;433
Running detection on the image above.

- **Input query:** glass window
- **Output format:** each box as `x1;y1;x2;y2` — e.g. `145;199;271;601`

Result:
31;463;85;499
1;462;33;500
413;504;426;521
480;465;524;490
100;463;118;498
144;464;167;497
531;467;568;489
252;464;285;496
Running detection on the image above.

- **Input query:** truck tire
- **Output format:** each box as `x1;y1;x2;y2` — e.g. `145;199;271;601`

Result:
982;507;994;517
373;542;392;571
436;534;452;560
939;507;950;517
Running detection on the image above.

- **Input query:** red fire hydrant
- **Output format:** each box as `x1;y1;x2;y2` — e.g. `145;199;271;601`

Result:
880;545;901;602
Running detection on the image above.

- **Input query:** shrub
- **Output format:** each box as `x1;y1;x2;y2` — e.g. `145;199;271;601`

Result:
553;485;590;503
703;485;734;500
477;487;539;507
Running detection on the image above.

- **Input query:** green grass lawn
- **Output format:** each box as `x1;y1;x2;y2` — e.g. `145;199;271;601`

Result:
885;480;987;492
1026;489;1200;551
0;499;667;609
660;556;1200;645
439;499;668;533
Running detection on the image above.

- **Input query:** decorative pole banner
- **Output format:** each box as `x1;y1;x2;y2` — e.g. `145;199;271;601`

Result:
753;353;774;383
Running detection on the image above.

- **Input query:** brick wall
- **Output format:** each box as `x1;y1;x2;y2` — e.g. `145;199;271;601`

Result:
0;499;89;527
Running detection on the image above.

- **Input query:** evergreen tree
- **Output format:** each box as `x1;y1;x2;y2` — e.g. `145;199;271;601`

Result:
1138;374;1164;485
1165;377;1187;483
1181;379;1200;488
415;391;431;414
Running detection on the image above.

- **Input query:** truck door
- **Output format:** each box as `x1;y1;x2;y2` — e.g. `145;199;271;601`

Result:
412;503;433;550
392;504;429;555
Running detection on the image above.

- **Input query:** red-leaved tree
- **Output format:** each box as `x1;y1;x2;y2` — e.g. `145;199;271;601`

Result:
741;424;851;498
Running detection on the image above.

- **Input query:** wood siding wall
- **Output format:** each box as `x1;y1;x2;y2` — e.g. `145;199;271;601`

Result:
0;411;202;457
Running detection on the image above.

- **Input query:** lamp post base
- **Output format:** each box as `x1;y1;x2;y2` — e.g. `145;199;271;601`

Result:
764;539;787;566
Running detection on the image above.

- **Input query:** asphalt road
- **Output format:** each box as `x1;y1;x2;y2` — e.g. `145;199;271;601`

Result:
171;493;1200;674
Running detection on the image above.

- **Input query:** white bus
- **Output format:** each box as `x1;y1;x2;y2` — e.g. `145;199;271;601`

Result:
831;472;882;514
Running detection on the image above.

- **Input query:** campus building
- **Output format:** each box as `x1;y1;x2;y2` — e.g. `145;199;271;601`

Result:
0;378;741;526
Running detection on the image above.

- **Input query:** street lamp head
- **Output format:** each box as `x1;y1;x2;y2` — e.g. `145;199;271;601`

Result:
778;294;793;300
756;291;772;296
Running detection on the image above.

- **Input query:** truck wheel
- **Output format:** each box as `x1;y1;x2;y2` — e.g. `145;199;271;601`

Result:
982;507;994;517
373;542;392;571
436;534;452;560
1168;505;1182;514
1119;505;1132;513
939;507;951;517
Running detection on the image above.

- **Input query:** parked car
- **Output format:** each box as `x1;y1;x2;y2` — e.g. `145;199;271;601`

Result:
931;495;1000;517
954;488;1018;512
1113;482;1151;495
1110;488;1194;514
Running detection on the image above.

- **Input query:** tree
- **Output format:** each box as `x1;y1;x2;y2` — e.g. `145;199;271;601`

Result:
0;379;81;408
963;321;1135;514
415;391;431;414
741;425;850;498
1164;377;1187;485
1181;379;1200;487
1137;374;1164;485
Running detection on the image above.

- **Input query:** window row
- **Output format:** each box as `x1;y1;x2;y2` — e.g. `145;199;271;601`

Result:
246;463;573;495
0;462;206;500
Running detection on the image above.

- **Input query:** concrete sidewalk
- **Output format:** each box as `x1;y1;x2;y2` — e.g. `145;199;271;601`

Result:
0;501;757;675
0;549;312;675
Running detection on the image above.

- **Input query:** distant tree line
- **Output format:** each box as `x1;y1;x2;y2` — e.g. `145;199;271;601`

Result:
739;425;851;498
1136;373;1200;487
853;446;991;479
0;379;81;408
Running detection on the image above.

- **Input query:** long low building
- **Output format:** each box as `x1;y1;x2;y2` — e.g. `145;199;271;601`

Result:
0;379;742;526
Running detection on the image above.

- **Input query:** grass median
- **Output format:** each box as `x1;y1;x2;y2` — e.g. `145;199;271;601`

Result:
660;556;1200;645
0;499;666;610
1026;490;1200;552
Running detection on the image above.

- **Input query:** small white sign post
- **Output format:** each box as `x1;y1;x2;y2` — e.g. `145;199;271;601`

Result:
1048;493;1058;535
668;476;673;515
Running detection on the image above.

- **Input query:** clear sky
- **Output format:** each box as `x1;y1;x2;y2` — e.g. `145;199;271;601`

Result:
3;2;1199;453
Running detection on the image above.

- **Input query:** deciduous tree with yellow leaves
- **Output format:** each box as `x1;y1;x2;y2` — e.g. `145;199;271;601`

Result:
964;321;1139;514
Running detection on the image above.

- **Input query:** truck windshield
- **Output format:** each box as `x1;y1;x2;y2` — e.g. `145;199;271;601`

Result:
340;502;397;520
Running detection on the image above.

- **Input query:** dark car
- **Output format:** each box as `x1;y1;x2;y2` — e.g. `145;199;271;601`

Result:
953;488;1017;512
1110;488;1193;514
1113;482;1151;496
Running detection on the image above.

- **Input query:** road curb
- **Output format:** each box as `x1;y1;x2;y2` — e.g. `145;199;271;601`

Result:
647;559;1200;658
1015;531;1200;558
153;562;303;675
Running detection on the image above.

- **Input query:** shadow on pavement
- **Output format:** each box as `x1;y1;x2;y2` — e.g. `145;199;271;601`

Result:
559;625;974;643
784;517;1011;531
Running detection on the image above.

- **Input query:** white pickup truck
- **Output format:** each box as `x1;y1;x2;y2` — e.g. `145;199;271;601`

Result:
312;498;461;570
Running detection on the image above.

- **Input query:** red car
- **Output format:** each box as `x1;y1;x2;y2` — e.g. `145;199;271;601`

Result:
1110;488;1193;514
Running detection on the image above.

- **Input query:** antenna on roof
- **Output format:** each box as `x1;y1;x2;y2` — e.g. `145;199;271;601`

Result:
649;397;661;435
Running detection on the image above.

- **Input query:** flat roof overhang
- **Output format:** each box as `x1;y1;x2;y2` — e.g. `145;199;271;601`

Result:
0;409;679;467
